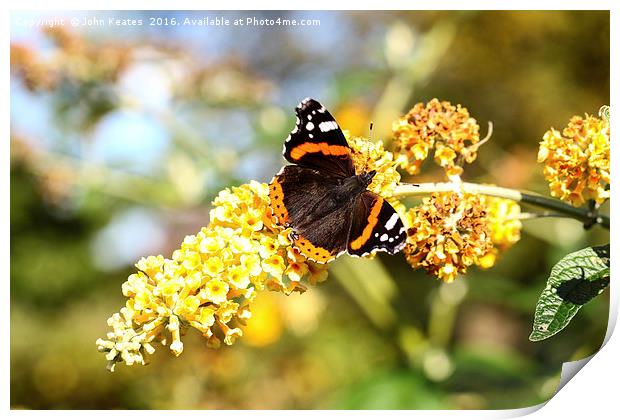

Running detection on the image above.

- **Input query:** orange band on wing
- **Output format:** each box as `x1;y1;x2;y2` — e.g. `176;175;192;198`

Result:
349;197;383;250
294;236;337;264
269;177;289;225
290;142;350;160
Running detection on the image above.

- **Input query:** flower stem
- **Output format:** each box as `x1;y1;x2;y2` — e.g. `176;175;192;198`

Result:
393;182;610;229
516;212;573;220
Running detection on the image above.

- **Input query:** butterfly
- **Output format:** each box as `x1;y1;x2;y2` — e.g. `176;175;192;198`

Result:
268;98;407;264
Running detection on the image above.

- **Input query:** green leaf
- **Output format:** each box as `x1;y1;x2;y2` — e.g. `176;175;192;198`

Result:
529;244;610;341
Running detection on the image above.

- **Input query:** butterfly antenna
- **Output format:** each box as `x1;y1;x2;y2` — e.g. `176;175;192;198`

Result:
362;122;373;174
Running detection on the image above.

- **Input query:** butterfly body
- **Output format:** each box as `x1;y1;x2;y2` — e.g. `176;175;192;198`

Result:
269;98;406;264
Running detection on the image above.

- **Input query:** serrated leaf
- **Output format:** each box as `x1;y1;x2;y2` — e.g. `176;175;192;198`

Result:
529;244;610;341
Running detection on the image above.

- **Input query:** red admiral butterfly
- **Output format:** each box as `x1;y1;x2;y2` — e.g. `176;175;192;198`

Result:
268;98;407;264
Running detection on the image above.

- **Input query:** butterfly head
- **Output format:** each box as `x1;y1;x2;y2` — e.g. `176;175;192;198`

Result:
358;170;376;188
339;170;376;198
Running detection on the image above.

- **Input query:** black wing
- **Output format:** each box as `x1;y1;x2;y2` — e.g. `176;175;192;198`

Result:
269;165;353;263
347;191;407;257
282;98;355;178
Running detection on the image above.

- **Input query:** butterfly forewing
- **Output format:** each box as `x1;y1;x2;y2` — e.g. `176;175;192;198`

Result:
283;98;355;178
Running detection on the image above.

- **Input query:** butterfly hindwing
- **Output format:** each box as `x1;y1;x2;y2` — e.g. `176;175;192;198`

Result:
269;165;349;263
283;98;355;178
347;191;407;257
292;201;354;263
269;165;337;227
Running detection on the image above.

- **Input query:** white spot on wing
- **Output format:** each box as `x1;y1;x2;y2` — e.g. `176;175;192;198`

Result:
307;115;312;121
380;234;389;242
385;213;399;230
319;121;338;132
306;122;314;131
309;134;313;138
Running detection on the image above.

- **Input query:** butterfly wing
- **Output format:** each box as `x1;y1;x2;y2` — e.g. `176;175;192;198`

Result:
347;191;407;257
269;165;353;263
292;203;355;264
283;98;355;178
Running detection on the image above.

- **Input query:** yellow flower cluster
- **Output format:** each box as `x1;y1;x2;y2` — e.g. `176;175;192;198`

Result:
478;195;522;269
96;181;328;371
538;113;610;206
483;196;522;250
393;99;481;177
403;192;493;283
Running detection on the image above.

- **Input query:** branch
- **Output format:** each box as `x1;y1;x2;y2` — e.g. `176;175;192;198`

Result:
393;182;609;230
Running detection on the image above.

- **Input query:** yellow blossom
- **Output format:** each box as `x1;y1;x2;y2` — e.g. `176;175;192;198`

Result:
216;300;240;324
192;306;216;332
241;253;262;277
403;192;493;283
476;194;522;268
285;260;308;282
305;261;329;286
345;130;407;199
259;236;279;259
230;236;255;254
392;99;481;176
262;254;286;280
228;265;251;289
176;295;201;316
218;321;243;346
538;112;610;206
241;210;265;231
203;256;224;276
482;195;522;251
97;181;331;372
204;279;229;304
477;250;498;270
95;312;155;372
199;235;224;254
135;255;165;278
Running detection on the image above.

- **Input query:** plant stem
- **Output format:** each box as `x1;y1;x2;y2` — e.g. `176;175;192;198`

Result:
516;212;574;220
393;182;610;230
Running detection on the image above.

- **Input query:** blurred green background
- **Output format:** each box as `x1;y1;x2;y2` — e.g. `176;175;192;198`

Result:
10;10;610;409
